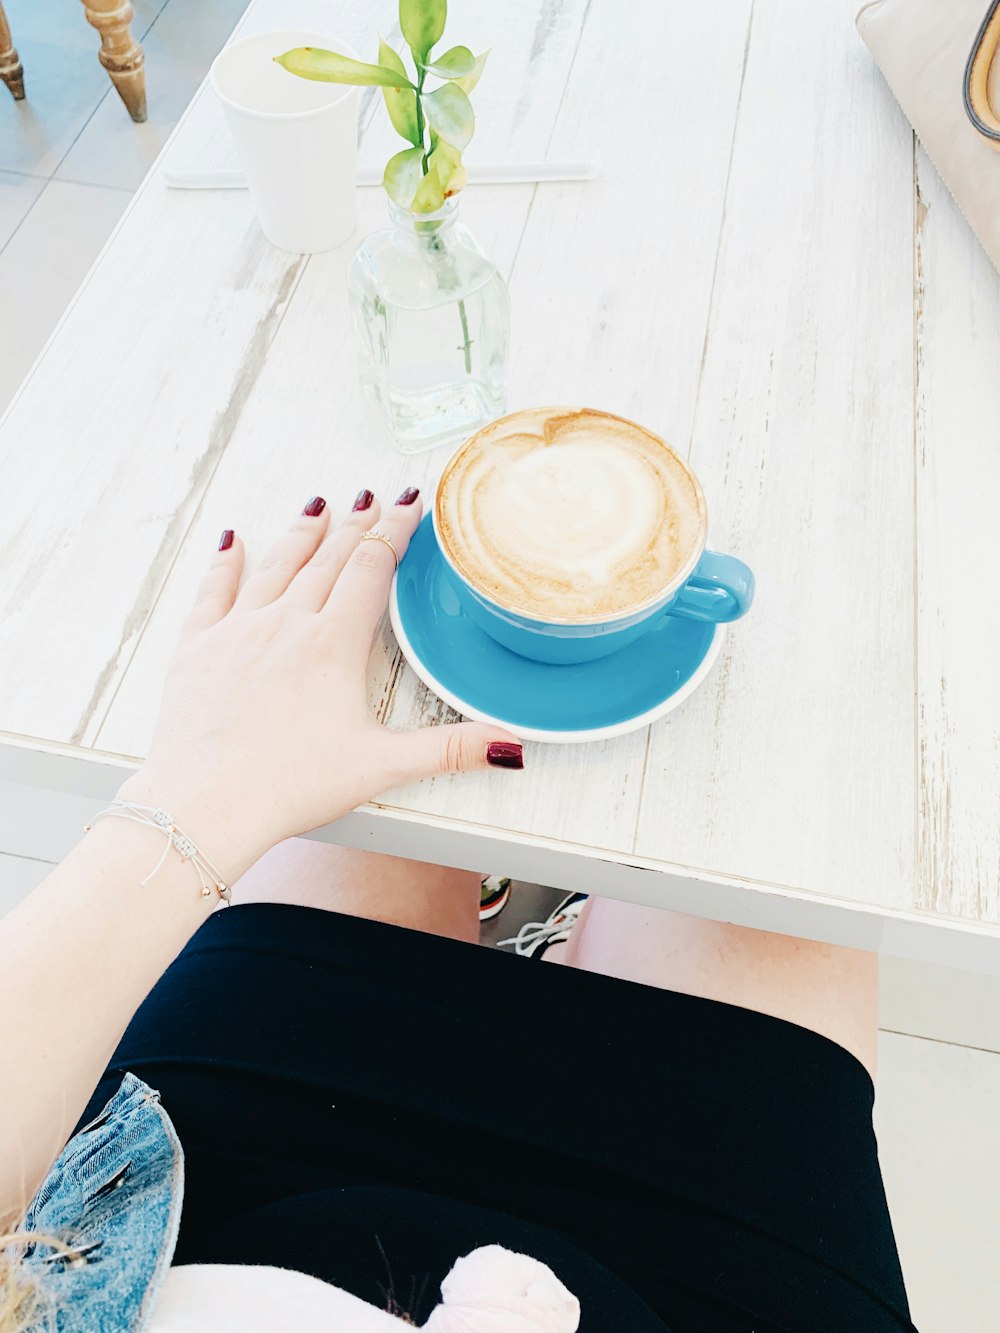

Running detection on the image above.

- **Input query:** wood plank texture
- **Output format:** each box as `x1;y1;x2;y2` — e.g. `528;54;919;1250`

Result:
634;0;917;909
0;1;358;745
89;0;620;850
95;0;752;854
3;0;1000;941
0;192;305;745
0;0;581;745
914;143;1000;925
372;0;754;843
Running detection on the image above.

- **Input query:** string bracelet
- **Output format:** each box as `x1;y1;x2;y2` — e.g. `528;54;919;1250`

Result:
84;800;231;905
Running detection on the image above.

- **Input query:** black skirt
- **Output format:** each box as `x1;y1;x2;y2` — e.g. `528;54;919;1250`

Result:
83;903;914;1332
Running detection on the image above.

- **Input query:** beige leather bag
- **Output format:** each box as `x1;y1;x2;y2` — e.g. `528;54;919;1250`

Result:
965;0;1000;148
857;0;1000;268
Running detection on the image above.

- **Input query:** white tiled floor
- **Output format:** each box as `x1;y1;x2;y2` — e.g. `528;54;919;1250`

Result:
1;2;998;1327
54;0;249;192
0;169;45;248
0;0;245;408
877;1034;1000;1333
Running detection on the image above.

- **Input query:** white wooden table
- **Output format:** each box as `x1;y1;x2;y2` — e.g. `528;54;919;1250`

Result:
3;0;1000;973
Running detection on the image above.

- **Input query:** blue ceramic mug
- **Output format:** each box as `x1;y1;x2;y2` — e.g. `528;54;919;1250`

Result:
432;411;755;666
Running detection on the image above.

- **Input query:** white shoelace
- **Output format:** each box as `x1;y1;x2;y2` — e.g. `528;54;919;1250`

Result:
498;898;586;954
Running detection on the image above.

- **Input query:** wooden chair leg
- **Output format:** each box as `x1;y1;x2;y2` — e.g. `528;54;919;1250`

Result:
0;2;26;102
80;0;147;123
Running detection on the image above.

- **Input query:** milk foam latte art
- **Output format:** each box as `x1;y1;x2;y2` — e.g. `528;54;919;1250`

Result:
435;408;708;624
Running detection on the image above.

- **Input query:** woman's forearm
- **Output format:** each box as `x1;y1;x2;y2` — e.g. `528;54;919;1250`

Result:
0;492;516;1230
0;786;259;1231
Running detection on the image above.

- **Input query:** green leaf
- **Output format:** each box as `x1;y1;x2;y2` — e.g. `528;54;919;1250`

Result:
411;170;446;214
377;38;421;145
421;45;476;78
421;82;474;150
376;38;410;81
399;0;447;60
411;141;467;212
275;47;415;88
378;38;410;79
383;146;426;208
431;140;468;194
456;49;490;95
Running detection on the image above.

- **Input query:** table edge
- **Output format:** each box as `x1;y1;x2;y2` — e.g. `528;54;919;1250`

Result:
2;734;998;972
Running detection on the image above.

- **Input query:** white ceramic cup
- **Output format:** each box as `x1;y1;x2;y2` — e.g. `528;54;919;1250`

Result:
210;30;359;254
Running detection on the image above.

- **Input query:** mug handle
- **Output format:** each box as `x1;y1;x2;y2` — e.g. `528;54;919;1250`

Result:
667;549;755;624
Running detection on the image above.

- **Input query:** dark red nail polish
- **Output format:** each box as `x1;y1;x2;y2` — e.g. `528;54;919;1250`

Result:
353;488;374;512
486;742;524;770
219;529;234;551
303;496;326;517
395;486;420;506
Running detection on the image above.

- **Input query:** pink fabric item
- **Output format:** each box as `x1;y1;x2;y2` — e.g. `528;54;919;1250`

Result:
423;1246;580;1333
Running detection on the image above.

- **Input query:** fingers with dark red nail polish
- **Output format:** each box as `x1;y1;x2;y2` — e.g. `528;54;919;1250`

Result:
395;487;420;506
219;529;234;552
486;742;524;770
302;496;327;517
353;489;374;512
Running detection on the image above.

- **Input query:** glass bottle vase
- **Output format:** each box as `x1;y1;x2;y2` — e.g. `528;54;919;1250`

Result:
346;198;510;454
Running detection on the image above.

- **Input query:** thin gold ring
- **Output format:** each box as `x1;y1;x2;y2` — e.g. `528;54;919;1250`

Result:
359;529;399;570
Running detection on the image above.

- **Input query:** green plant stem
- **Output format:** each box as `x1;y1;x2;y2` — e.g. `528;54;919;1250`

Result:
424;228;473;376
457;296;472;373
415;67;430;173
413;62;471;376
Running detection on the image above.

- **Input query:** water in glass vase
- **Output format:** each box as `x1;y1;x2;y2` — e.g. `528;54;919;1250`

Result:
347;198;510;454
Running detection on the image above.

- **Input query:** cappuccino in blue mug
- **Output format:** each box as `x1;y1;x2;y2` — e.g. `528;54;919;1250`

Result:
433;407;754;666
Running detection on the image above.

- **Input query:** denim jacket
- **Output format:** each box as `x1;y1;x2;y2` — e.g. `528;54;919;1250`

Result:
20;1074;181;1333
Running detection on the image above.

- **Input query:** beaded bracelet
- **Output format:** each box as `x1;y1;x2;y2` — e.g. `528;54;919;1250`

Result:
84;800;231;904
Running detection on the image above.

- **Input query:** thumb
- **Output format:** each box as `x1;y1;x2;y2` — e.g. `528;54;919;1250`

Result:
385;721;524;783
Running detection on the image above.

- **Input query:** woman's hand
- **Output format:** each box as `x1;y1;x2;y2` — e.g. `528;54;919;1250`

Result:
1;485;524;1226
117;488;522;880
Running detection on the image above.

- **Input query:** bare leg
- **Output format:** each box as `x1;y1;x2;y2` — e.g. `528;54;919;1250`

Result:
231;838;481;944
0;3;25;102
556;900;878;1078
80;0;146;123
